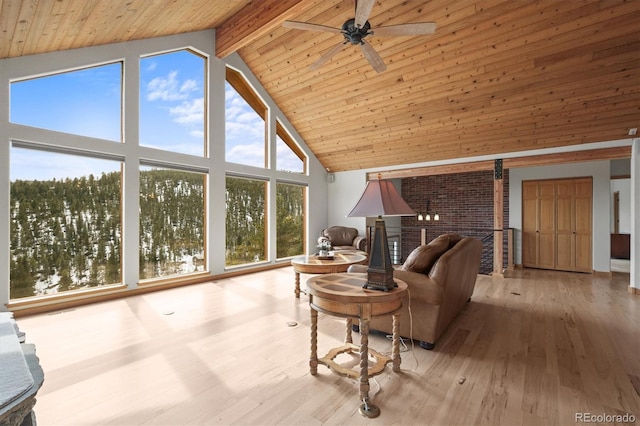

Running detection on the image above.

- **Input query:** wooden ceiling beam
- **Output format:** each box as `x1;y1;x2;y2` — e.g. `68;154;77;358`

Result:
215;0;319;58
366;146;631;180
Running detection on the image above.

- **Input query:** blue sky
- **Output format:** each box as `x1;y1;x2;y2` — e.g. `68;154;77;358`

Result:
10;50;302;181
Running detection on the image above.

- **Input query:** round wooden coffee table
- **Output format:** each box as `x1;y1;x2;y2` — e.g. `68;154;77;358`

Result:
290;252;367;298
306;272;407;418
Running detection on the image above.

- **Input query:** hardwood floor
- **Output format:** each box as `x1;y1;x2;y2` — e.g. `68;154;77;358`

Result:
16;268;639;425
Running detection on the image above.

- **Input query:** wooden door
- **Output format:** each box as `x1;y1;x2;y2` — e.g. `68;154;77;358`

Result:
556;180;575;271
521;177;592;272
522;181;538;267
574;178;592;272
538;181;556;269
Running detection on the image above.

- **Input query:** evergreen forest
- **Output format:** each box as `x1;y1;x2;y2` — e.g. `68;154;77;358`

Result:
10;170;304;299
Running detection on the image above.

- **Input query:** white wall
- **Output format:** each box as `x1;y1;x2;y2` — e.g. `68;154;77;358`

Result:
509;160;611;272
631;139;639;289
327;170;368;232
327;171;404;236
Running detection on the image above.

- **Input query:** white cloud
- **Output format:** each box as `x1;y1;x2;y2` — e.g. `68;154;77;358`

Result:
236;111;262;124
226;120;263;140
170;98;204;125
11;149;120;181
226;142;264;167
276;140;304;172
147;70;198;102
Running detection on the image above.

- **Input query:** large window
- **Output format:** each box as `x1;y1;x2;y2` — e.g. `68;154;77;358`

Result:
139;166;206;280
10;63;122;141
10;147;122;299
3;35;312;309
140;50;206;156
225;176;267;266
276;183;305;258
225;67;266;168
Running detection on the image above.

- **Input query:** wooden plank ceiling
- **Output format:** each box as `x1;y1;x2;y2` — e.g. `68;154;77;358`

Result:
1;0;639;173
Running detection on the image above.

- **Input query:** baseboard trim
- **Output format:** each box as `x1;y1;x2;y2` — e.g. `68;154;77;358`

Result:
629;286;639;295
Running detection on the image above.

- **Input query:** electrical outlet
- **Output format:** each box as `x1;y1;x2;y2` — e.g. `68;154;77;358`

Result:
629;128;638;136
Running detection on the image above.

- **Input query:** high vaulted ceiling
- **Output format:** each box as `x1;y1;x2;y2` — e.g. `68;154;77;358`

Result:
1;0;639;172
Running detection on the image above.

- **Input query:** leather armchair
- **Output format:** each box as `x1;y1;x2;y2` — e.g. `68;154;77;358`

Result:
349;233;482;349
318;226;367;252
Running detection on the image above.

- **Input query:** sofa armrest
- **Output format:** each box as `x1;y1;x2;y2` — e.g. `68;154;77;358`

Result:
352;236;367;251
347;267;443;306
392;269;443;306
347;264;367;273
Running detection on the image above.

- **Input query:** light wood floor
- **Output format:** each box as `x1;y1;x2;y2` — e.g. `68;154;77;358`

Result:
16;268;639;425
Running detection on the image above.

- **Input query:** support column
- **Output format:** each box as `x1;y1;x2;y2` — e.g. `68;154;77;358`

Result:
494;160;504;277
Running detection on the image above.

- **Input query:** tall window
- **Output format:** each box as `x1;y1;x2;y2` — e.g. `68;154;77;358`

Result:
225;176;267;266
225;67;267;168
139;166;206;280
276;121;306;174
10;147;122;299
140;50;206;156
276;183;305;258
10;63;122;141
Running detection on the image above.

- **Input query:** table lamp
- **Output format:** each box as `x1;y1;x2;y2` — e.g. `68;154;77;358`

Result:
347;175;415;291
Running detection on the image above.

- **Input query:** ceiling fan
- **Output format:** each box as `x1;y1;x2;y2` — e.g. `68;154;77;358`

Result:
283;0;436;73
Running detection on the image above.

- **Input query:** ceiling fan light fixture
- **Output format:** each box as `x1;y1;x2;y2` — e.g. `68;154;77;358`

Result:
282;0;436;74
341;18;371;45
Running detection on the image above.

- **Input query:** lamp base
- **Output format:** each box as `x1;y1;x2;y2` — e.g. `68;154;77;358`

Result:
364;268;397;292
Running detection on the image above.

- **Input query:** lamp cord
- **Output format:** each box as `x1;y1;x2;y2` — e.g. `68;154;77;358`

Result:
405;288;418;368
384;288;419;369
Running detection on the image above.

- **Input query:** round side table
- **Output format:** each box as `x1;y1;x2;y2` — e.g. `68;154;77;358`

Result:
306;272;407;418
290;252;367;297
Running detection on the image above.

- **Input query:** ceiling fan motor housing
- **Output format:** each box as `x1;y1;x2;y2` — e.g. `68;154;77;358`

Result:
342;18;371;44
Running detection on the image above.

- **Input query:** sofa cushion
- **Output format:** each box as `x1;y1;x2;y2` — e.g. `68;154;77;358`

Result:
401;234;451;274
322;226;358;246
445;233;463;248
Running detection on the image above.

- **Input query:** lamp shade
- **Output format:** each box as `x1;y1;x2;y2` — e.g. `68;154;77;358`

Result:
346;179;415;217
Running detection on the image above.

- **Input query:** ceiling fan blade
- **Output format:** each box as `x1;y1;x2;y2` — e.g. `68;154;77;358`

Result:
359;40;387;73
283;20;343;34
310;42;347;70
372;22;437;37
354;0;376;28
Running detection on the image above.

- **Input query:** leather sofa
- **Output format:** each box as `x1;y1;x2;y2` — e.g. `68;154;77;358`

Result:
318;226;367;252
349;233;482;349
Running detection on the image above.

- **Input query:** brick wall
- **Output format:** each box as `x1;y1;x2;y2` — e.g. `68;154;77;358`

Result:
398;170;510;263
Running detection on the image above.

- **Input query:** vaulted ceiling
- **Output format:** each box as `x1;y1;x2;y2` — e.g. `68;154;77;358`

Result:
1;0;638;172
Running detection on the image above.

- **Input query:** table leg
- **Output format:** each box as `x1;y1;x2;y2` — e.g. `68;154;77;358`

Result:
392;312;401;372
345;318;353;344
358;317;380;418
294;271;300;298
310;307;318;375
358;318;370;402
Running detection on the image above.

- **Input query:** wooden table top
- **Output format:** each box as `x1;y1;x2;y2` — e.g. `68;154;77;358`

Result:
291;252;367;272
306;273;407;305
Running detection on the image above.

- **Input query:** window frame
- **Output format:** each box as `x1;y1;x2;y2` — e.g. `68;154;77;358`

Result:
276;120;307;174
225;66;269;168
